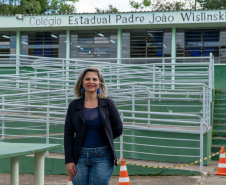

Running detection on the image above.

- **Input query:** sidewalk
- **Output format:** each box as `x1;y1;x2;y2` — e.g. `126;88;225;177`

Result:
1;160;226;185
0;172;226;185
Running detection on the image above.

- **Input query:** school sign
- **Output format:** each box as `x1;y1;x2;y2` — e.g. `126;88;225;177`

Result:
1;10;226;28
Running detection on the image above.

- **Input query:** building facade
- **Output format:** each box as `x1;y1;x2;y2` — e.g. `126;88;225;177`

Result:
1;10;226;64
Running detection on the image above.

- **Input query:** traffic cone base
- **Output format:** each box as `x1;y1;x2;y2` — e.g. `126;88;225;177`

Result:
119;158;130;185
215;147;226;176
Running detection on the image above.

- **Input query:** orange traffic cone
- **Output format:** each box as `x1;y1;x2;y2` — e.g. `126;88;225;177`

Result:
68;176;73;185
215;147;226;176
118;158;130;185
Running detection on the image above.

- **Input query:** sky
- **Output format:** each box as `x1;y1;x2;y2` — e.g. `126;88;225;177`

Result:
75;0;138;13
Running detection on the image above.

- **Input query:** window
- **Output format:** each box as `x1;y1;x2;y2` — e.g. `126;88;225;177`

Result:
0;32;16;58
21;31;66;58
185;29;219;57
71;30;117;58
130;30;164;58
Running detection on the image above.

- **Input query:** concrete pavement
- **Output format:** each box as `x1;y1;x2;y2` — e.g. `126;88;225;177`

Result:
1;160;226;185
0;173;226;185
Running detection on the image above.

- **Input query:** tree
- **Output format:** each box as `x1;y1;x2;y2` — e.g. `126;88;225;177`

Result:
95;4;119;13
0;0;79;14
129;0;197;11
197;0;226;9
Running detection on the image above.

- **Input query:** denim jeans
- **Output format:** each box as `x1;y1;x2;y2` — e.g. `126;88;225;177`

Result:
71;145;115;185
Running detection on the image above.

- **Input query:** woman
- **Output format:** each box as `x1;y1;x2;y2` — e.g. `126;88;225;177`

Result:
64;67;123;185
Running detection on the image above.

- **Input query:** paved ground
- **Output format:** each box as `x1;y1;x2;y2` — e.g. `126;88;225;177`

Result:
1;173;226;185
1;160;226;185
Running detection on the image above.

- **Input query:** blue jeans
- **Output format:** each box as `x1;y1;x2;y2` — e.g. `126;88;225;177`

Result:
71;145;115;185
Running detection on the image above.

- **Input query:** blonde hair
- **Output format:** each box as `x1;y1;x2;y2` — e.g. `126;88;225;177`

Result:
74;67;108;99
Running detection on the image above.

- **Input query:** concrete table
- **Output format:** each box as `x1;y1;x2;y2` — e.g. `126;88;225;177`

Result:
0;142;62;185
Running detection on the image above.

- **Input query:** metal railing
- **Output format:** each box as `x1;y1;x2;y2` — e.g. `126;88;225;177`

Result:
0;54;214;172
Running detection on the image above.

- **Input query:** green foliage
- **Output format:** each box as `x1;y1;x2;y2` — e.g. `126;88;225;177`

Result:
212;130;216;137
20;0;41;14
197;0;226;10
130;0;226;11
95;4;119;13
0;0;79;14
130;0;200;11
129;0;196;11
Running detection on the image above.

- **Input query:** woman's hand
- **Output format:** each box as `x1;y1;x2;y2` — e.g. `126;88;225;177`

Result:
66;162;76;177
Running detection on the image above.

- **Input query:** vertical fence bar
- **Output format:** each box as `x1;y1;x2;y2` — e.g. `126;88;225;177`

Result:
132;85;135;158
47;73;50;107
148;91;151;127
28;78;31;117
16;55;20;88
200;117;203;172
46;107;50;156
120;134;123;161
202;86;206;126
120;111;124;161
162;59;165;92
153;64;155;95
209;53;213;102
62;60;65;90
1;96;5;141
34;59;37;89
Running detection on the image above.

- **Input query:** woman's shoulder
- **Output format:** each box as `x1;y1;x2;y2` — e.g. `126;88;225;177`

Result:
69;97;83;106
103;98;115;105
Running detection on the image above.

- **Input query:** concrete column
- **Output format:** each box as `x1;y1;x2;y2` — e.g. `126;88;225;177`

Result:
16;31;21;55
34;152;45;185
16;31;21;87
117;29;122;64
11;157;19;185
66;29;70;59
66;30;70;87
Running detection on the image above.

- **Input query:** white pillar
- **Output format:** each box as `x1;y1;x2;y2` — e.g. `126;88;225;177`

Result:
117;29;122;64
11;157;19;185
34;152;45;185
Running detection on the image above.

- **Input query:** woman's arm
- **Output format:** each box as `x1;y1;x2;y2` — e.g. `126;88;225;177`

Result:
64;102;75;164
107;98;123;139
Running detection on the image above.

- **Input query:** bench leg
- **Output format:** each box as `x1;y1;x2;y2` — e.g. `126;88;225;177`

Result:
11;156;19;185
34;152;45;185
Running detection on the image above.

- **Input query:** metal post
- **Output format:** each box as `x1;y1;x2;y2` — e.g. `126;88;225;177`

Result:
171;27;176;89
153;64;156;96
200;117;203;172
162;58;165;91
62;60;65;90
132;85;135;158
209;53;214;102
148;92;151;127
16;55;20;88
202;86;206;126
34;59;37;89
120;112;124;161
66;29;70;89
46;107;50;156
28;78;30;117
1;96;5;141
47;73;50;107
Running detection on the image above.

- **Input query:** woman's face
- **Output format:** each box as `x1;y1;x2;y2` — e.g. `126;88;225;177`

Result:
82;72;100;94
